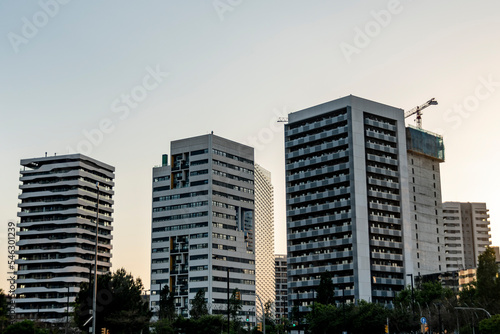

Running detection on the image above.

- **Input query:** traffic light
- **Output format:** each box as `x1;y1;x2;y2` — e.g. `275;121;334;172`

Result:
384;324;389;333
235;290;241;300
101;328;106;334
292;321;298;327
257;322;262;332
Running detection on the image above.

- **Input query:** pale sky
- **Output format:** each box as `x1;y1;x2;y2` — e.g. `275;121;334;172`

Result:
1;1;499;291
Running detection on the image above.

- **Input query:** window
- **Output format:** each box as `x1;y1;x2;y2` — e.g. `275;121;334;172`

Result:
191;149;208;156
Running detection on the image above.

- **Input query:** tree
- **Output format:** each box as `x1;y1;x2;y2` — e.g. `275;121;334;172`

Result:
180;314;225;334
228;289;243;332
479;314;500;334
458;282;477;307
351;301;390;334
159;285;175;322
262;300;277;333
4;320;49;334
476;246;500;313
73;268;151;334
316;271;335;305
0;289;8;332
307;303;342;334
190;290;209;319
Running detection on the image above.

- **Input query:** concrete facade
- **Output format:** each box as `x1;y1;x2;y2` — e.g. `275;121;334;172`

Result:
15;154;115;322
285;95;413;313
406;126;446;276
443;202;491;270
274;254;288;321
150;134;256;323
254;165;275;319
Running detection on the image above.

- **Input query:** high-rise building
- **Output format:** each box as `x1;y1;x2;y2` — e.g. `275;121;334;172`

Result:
274;254;288;321
406;126;446;276
15;154;115;322
443;202;491;270
150;134;256;322
254;165;275;319
285;95;413;312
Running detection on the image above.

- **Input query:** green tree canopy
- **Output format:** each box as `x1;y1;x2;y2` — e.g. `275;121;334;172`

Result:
4;320;49;334
479;314;500;334
159;285;175;322
190;289;209;319
0;288;9;332
316;271;335;305
74;268;151;334
476;246;500;313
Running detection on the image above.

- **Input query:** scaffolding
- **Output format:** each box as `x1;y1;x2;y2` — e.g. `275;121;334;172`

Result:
406;125;445;162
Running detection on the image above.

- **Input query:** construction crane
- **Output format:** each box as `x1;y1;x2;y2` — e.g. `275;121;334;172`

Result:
405;98;438;129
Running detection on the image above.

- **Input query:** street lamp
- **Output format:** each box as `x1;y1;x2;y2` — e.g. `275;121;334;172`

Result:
92;182;100;333
66;284;70;334
406;273;414;315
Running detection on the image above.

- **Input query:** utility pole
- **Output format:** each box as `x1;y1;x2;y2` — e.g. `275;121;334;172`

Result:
227;268;230;334
407;273;415;316
92;182;100;333
66;284;70;334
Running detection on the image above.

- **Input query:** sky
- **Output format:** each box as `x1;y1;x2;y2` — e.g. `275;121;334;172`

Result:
1;0;499;292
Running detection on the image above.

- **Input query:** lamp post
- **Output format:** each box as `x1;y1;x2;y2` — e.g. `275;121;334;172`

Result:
255;294;265;334
158;281;163;321
406;273;414;316
65;284;70;334
91;182;100;333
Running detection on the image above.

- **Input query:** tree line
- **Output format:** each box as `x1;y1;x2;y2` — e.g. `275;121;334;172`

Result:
2;246;500;333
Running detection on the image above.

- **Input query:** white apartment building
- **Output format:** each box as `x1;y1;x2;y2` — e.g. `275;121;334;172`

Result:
285;95;413;312
15;154;115;322
274;254;288;321
150;134;256;322
254;165;275;319
443;202;491;270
